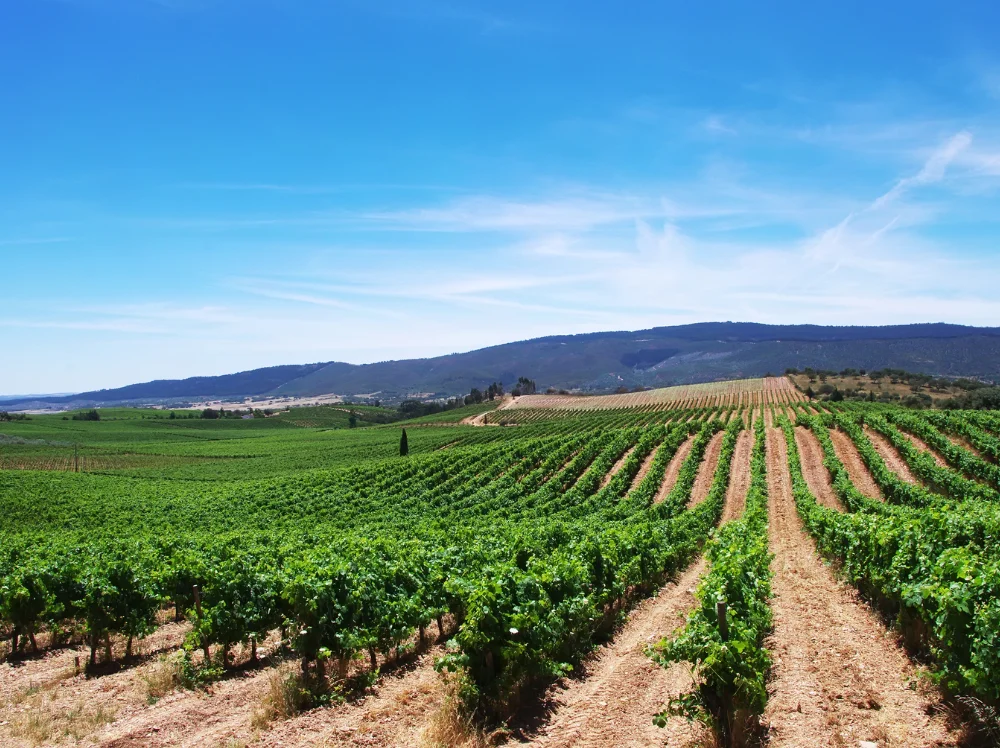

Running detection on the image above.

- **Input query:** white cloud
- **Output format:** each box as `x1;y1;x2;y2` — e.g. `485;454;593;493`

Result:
703;115;736;135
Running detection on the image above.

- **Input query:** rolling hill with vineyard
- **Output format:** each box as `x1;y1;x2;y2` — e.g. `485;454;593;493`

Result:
2;375;1000;745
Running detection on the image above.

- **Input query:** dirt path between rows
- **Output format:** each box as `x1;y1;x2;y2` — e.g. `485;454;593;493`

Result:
944;432;987;461
628;443;661;493
94;635;446;748
829;429;883;501
257;646;447;747
899;430;949;468
721;429;752;522
517;558;708;748
653;434;696;504
0;619;191;747
794;427;843;511
601;446;637;488
763;428;959;747
864;427;918;484
513;425;757;747
685;431;725;508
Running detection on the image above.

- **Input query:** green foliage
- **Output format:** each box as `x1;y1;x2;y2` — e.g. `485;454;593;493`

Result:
650;414;773;745
781;411;1000;705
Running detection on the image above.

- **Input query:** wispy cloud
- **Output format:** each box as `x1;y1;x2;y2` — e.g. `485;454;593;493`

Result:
870;130;973;210
703;115;736;135
362;194;656;232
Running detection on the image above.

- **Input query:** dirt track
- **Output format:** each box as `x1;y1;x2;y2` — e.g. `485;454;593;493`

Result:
763;428;958;747
899;430;949;468
519;558;708;747
829;428;884;500
602;446;637;488
653;434;696;504
794;426;844;510
864;427;919;483
685;430;724;508
518;422;753;748
721;429;752;521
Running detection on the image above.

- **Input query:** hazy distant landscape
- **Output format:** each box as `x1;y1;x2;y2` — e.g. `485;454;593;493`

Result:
4;322;998;411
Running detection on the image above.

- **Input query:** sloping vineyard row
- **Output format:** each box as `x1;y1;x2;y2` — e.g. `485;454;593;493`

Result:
783;408;1000;704
1;411;741;719
499;376;802;412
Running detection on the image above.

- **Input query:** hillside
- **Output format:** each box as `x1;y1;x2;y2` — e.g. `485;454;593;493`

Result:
0;388;994;745
3;322;1000;409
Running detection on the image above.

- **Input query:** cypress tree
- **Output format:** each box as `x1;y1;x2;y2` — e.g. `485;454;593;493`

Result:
399;428;409;456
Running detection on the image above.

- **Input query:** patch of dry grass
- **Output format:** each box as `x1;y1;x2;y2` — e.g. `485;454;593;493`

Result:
419;676;490;748
142;653;185;702
250;663;311;730
5;690;117;746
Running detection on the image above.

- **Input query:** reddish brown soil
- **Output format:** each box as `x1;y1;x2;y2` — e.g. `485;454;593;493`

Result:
721;429;753;522
628;444;660;494
944;433;987;461
653;434;696;504
686;431;725;508
764;428;959;747
601;446;637;489
864;427;918;484
829;429;884;501
518;558;709;748
794;427;843;511
899;431;949;468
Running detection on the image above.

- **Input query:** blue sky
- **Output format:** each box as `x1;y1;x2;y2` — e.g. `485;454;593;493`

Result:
3;1;1000;393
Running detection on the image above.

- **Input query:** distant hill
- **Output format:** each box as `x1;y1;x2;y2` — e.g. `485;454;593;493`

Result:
0;363;328;409
4;322;1000;409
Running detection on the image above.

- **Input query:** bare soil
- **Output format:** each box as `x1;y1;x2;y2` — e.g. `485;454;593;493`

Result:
944;432;987;461
829;429;884;501
93;634;445;747
794;427;844;511
257;647;447;747
0;621;191;747
511;429;762;748
653;434;696;504
460;412;490;427
602;446;637;489
516;558;709;748
763;428;959;747
899;430;949;468
685;431;725;508
864;427;918;484
628;444;660;494
721;429;753;522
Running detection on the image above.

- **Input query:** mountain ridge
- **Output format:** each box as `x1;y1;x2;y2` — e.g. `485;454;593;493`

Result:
3;322;999;409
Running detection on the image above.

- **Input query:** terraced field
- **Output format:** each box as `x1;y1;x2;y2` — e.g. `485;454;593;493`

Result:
1;385;998;746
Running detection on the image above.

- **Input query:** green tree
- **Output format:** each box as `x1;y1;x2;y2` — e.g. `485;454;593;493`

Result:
399;429;409;457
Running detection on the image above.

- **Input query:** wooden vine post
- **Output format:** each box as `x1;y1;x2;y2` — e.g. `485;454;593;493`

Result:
716;600;728;642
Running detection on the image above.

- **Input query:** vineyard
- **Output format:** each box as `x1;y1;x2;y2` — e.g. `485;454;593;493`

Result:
1;380;999;746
